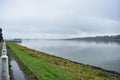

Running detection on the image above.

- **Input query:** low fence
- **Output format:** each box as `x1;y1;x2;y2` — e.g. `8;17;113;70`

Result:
1;41;10;80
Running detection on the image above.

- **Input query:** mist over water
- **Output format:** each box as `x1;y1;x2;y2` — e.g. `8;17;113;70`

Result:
21;39;120;73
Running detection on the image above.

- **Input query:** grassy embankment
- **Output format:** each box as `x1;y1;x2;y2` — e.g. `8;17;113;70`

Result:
7;42;120;80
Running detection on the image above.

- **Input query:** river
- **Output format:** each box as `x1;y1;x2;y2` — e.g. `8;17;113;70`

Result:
21;39;120;73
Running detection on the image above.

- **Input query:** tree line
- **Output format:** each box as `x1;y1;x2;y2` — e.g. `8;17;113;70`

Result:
65;35;120;42
0;28;3;42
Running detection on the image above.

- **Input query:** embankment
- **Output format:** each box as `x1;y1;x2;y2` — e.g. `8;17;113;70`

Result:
6;42;120;80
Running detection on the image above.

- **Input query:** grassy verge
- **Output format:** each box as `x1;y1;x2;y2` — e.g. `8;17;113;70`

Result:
6;42;120;80
7;48;39;80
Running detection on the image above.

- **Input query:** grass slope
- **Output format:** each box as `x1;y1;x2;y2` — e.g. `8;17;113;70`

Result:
7;42;120;80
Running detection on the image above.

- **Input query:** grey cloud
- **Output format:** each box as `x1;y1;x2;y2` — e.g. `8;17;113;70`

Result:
0;0;120;39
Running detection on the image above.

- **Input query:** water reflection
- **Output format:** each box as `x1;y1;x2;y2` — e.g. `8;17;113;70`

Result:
21;39;120;73
10;58;26;80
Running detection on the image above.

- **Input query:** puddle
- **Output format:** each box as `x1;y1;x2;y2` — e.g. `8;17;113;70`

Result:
7;48;26;80
10;58;26;80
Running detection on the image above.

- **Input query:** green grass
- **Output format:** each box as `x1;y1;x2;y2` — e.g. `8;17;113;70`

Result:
6;42;120;80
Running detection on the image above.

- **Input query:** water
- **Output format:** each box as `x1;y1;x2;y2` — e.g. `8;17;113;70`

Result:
21;39;120;73
10;58;26;80
8;48;26;80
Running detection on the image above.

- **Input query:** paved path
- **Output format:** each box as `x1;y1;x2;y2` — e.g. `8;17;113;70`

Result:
0;42;2;80
0;58;2;80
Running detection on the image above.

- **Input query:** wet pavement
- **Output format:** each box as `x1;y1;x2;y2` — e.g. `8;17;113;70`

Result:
0;42;2;80
2;58;7;80
0;58;2;80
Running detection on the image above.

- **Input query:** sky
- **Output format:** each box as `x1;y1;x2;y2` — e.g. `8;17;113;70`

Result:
0;0;120;39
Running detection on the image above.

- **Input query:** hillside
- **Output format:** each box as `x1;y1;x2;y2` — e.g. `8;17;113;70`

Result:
65;35;120;42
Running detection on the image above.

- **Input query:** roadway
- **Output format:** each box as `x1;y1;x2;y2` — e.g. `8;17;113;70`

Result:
0;58;2;80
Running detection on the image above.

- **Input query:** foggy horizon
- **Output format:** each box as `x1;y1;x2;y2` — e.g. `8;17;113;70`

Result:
0;0;120;39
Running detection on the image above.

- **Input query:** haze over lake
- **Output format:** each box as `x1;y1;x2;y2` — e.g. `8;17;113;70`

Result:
21;39;120;73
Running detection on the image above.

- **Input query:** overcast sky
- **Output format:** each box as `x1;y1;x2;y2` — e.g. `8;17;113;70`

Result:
0;0;120;39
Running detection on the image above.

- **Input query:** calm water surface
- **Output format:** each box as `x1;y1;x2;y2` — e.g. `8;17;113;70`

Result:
21;39;120;73
10;58;26;80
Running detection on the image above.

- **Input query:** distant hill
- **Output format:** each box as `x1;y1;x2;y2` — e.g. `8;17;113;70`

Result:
65;35;120;42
